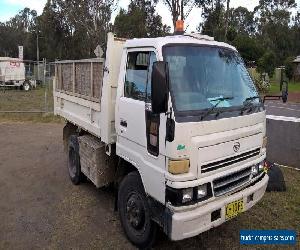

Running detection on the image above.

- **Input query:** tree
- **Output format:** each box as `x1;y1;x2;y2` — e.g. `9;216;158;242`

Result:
114;0;170;38
198;0;226;40
284;56;295;81
291;12;300;56
6;7;37;32
37;0;118;60
38;0;71;60
230;7;255;36
257;50;276;77
0;0;118;60
200;1;255;41
1;0;299;66
232;35;264;63
0;8;38;59
224;0;230;41
162;0;211;31
254;0;297;64
197;0;298;69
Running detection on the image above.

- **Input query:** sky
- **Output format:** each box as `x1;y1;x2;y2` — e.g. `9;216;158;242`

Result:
0;0;298;32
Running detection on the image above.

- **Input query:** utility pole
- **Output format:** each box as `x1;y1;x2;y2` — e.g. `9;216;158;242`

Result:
36;24;39;81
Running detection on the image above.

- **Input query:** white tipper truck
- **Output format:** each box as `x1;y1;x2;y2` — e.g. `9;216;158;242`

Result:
54;32;269;248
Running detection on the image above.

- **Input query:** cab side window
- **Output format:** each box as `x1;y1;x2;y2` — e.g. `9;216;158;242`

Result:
125;52;150;101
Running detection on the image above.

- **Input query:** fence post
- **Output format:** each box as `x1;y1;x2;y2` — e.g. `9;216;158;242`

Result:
44;58;48;113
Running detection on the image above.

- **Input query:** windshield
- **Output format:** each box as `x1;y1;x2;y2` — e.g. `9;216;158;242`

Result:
163;45;259;113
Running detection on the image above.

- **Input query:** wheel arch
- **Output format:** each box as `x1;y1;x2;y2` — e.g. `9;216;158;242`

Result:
114;158;145;210
63;122;78;152
115;158;142;186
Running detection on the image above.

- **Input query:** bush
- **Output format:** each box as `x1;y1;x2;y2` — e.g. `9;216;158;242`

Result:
253;75;270;93
248;68;270;93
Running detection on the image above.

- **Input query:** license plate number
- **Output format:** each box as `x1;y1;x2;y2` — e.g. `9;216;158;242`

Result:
225;199;244;220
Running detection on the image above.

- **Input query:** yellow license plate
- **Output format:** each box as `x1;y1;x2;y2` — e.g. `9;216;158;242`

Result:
225;199;244;220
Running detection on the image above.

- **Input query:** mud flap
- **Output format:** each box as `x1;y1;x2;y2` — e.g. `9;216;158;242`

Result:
266;163;286;192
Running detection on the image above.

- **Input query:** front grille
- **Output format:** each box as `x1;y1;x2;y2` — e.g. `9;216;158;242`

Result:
213;167;252;196
201;148;260;173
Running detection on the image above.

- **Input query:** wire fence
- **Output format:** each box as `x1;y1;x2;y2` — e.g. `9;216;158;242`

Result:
0;58;55;114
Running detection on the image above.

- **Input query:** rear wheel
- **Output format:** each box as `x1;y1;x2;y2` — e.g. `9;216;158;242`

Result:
22;81;30;91
67;135;84;185
118;172;157;249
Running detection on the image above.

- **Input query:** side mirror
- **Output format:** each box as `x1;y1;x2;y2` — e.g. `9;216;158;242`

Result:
151;61;169;114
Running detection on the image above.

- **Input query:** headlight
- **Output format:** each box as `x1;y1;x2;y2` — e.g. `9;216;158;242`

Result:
182;188;193;203
197;184;208;199
252;161;265;177
166;183;212;206
251;165;259;176
258;161;265;172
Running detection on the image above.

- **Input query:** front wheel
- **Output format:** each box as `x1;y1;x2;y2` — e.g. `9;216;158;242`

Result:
118;172;157;249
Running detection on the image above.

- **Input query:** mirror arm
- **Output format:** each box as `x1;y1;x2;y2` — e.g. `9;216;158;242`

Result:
165;107;172;117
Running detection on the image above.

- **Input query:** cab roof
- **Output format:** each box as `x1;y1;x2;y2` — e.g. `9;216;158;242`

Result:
124;34;237;52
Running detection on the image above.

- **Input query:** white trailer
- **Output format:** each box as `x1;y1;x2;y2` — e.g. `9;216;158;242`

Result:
0;57;36;90
54;32;269;248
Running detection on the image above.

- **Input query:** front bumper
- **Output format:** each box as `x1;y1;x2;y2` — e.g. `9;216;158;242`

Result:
166;174;268;241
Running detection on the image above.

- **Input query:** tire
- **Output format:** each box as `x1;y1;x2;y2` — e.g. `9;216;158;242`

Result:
67;135;84;185
118;172;157;249
22;81;30;91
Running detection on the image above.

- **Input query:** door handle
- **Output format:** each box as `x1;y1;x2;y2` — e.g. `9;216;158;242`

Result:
120;120;127;127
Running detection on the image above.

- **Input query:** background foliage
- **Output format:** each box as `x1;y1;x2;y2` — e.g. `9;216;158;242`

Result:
0;0;299;76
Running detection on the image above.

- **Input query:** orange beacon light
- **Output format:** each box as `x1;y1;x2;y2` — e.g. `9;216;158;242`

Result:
175;20;184;35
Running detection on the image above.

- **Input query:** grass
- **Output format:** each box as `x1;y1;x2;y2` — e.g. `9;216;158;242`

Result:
0;85;53;112
268;81;300;95
238;167;300;230
230;167;300;249
0;84;63;123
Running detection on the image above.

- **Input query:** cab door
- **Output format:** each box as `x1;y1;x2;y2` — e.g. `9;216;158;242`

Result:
117;49;158;152
116;48;166;202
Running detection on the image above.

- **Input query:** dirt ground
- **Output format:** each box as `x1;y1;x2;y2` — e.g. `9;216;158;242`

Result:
0;122;299;250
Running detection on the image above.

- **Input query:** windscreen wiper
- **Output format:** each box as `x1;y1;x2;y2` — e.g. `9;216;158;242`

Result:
201;96;234;121
244;96;260;102
240;96;260;114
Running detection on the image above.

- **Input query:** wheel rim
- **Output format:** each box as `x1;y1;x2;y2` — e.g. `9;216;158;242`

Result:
126;193;146;231
68;148;77;178
24;83;29;91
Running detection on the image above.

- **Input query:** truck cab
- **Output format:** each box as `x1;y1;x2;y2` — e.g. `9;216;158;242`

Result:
54;32;268;248
115;34;268;242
